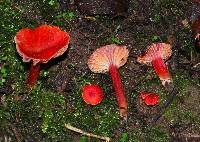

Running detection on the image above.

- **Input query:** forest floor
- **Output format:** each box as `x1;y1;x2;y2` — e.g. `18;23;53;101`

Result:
0;0;200;141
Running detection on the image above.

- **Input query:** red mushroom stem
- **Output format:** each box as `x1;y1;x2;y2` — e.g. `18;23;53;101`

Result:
109;64;127;119
151;57;172;85
26;63;41;88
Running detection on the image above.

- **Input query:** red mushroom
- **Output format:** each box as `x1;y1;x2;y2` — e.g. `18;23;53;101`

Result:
191;0;200;42
192;15;200;41
137;43;173;87
15;25;70;88
192;0;200;5
88;44;129;120
140;92;159;106
82;84;104;105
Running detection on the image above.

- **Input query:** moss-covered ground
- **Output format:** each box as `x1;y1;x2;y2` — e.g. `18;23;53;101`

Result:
0;0;200;141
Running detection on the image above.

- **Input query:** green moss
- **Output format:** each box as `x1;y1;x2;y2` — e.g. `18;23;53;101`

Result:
0;0;34;89
128;131;141;142
119;133;128;142
147;127;170;142
0;0;200;141
163;72;200;128
174;73;200;93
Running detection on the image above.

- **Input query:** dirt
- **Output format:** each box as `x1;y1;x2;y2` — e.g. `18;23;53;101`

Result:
1;0;200;141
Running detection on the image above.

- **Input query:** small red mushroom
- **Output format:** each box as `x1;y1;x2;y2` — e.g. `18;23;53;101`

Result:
88;44;129;120
14;25;70;88
192;15;200;41
82;84;104;105
191;0;200;42
137;43;173;87
192;0;200;5
140;92;159;106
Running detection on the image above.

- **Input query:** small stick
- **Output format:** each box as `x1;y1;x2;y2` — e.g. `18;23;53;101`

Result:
193;62;200;68
64;123;111;142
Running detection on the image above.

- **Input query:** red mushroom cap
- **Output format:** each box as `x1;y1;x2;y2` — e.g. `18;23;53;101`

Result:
15;25;70;65
192;15;200;41
192;0;200;5
82;84;104;105
88;44;129;73
137;43;172;65
140;92;159;106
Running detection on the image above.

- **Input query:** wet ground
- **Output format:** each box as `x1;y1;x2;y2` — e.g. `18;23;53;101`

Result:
0;0;200;141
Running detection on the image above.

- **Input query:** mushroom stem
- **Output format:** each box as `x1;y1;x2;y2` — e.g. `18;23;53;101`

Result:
26;63;41;88
109;64;127;120
151;57;172;86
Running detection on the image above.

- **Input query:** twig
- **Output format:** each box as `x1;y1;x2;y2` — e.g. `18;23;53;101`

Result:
65;123;111;142
182;133;200;138
193;62;200;68
4;136;11;142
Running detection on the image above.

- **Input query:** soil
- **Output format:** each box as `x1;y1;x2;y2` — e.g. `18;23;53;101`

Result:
1;0;200;141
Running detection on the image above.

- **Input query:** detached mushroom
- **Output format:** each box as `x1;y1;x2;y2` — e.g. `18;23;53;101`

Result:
140;92;159;106
88;44;129;120
15;25;70;88
192;15;200;41
137;43;173;87
191;0;200;43
82;84;104;105
192;0;200;5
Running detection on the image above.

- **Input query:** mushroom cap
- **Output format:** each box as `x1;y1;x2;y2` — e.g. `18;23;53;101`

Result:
15;25;70;65
192;15;200;40
137;43;172;65
192;0;200;5
88;44;129;73
140;92;159;106
82;84;104;105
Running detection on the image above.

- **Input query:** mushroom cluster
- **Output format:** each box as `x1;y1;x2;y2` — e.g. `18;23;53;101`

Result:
15;24;175;121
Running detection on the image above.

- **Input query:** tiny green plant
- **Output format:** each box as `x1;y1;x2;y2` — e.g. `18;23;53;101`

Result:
56;12;77;21
0;65;8;86
41;70;49;78
152;14;161;23
80;136;87;142
119;133;128;142
151;35;161;42
0;78;6;86
48;0;56;6
111;35;124;45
